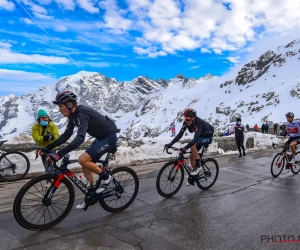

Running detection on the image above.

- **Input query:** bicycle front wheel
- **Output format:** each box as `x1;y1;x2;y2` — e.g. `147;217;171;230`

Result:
196;158;219;190
156;161;184;198
13;174;75;230
271;153;285;177
0;151;30;181
291;152;300;174
99;167;139;213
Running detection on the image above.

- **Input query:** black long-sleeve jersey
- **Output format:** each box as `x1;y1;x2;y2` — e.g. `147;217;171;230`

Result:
170;117;214;149
46;105;118;155
230;124;247;138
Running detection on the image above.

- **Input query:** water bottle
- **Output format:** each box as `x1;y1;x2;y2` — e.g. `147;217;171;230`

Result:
78;175;90;189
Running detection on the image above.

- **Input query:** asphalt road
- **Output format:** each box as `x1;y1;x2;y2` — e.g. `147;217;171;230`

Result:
1;149;300;250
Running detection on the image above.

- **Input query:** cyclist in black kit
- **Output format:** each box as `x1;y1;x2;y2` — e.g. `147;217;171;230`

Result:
165;108;214;176
38;90;119;209
231;117;247;157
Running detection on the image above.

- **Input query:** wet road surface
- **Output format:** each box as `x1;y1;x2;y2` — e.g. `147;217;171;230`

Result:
1;149;300;250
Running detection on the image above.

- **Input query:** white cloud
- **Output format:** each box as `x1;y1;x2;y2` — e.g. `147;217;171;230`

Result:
4;0;300;61
34;13;53;20
76;61;113;67
127;0;300;57
77;0;99;13
227;56;240;63
0;42;69;64
0;0;15;11
0;68;55;81
0;41;12;49
187;58;195;63
28;1;47;14
133;46;167;57
36;0;52;4
18;0;53;20
54;0;75;10
20;17;34;24
54;24;68;32
190;65;200;69
0;69;56;95
98;0;132;33
200;48;211;54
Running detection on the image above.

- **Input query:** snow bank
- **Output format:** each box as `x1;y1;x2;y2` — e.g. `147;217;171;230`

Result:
19;132;287;175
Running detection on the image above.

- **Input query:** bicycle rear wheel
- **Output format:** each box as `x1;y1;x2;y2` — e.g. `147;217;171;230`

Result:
291;152;300;174
0;151;30;181
196;158;219;190
99;167;139;213
271;153;285;177
156;161;184;198
13;174;75;230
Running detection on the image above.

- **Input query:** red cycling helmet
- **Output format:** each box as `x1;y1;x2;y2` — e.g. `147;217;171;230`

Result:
183;108;196;117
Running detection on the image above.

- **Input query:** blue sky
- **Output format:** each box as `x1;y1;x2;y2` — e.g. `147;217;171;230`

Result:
1;0;300;96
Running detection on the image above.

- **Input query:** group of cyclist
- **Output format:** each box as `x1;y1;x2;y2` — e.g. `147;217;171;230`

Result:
37;90;299;209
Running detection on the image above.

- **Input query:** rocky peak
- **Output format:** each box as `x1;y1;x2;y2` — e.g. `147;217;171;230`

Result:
235;48;290;86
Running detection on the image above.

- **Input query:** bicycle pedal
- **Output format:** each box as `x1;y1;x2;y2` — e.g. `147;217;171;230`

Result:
188;177;195;186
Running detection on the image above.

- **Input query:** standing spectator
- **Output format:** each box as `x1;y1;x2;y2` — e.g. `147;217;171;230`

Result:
261;123;265;133
246;124;250;131
231;117;247;157
273;123;278;134
253;124;259;132
32;109;59;174
265;122;269;133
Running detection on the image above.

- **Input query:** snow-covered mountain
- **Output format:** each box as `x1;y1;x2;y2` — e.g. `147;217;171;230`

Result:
1;38;300;140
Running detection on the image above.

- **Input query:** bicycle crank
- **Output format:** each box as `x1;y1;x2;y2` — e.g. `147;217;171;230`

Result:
187;176;195;186
85;191;98;206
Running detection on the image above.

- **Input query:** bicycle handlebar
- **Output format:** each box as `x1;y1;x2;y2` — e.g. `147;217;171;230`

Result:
272;142;294;152
35;149;72;171
164;146;190;159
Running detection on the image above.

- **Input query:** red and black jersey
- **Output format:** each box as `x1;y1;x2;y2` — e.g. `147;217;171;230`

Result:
170;116;214;149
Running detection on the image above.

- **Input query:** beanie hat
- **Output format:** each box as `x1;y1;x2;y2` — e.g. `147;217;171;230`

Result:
37;109;49;120
236;117;241;122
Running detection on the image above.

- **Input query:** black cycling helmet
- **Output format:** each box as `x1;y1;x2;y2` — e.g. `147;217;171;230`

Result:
183;108;196;117
53;90;77;105
285;112;294;118
279;124;286;130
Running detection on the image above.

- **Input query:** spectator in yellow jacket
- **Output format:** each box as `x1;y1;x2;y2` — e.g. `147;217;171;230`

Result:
32;109;59;173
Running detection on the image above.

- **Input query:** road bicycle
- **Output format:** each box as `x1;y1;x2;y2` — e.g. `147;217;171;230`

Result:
13;137;139;231
0;140;30;181
156;146;219;198
271;142;300;177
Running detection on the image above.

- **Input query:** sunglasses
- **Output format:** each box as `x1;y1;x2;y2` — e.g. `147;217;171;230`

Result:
185;118;193;122
286;116;293;119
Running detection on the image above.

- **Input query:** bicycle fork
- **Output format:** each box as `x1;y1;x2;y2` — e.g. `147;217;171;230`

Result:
42;174;65;206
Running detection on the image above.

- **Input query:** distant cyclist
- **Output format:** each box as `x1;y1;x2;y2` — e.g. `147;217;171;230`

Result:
38;90;119;209
284;112;300;164
164;108;214;176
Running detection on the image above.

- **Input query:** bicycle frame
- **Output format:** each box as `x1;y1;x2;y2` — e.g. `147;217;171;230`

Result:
43;153;124;202
272;143;297;166
168;146;210;180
